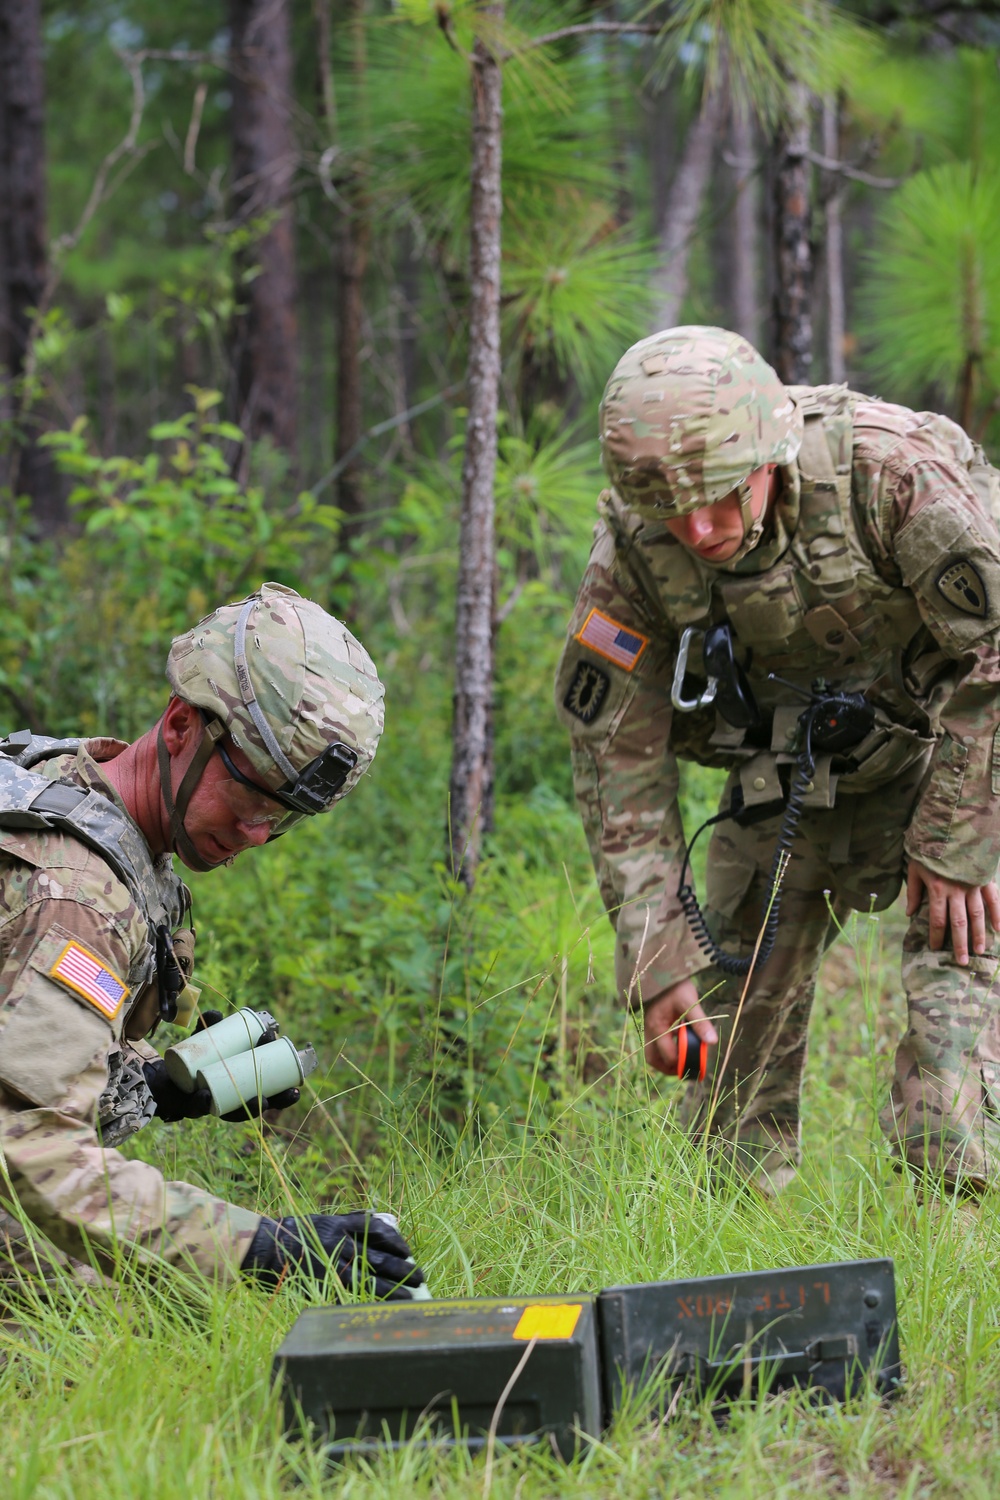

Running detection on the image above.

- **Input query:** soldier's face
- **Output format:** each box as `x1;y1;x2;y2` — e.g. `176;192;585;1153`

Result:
664;464;774;561
180;746;286;866
163;699;286;867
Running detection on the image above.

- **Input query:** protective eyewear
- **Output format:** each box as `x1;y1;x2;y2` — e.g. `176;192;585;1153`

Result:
211;723;357;817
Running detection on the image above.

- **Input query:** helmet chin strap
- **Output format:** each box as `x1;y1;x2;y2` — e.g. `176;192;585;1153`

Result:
718;469;773;566
156;715;228;873
737;478;766;551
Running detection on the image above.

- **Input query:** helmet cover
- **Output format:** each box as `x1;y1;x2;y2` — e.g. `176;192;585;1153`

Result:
166;582;384;807
600;326;803;517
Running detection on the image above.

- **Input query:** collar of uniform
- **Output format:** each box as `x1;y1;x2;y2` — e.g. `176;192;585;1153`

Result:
73;739;132;811
37;739;133;820
73;741;180;876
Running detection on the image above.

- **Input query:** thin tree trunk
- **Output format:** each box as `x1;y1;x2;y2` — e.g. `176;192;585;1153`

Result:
313;0;337;133
333;0;370;525
0;0;61;529
772;80;813;384
603;2;630;223
334;220;370;519
397;225;421;417
651;83;727;332
822;94;845;383
730;105;760;346
449;2;503;888
646;68;678;238
229;0;299;459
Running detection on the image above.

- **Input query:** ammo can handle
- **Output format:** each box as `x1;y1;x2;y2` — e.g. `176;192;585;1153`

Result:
323;1434;541;1460
674;1332;859;1379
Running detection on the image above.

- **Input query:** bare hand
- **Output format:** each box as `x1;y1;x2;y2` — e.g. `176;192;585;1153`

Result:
906;859;1000;966
643;980;718;1075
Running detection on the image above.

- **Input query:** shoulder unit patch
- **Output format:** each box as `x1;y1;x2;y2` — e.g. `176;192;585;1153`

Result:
936;558;988;618
564;661;610;725
575;608;649;671
50;941;129;1021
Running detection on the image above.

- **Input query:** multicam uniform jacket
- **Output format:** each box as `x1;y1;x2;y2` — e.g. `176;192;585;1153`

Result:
556;388;1000;1007
0;740;260;1282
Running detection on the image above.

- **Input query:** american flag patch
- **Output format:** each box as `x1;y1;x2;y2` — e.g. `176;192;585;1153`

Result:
49;942;129;1021
575;608;649;672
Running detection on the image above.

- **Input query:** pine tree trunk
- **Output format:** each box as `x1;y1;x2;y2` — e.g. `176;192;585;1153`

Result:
397;225;421;417
603;1;631;223
822;94;845;383
334;0;370;525
772;80;813;384
229;0;299;459
0;0;61;530
448;3;503;888
730;105;760;346
647;70;678;239
651;84;727;332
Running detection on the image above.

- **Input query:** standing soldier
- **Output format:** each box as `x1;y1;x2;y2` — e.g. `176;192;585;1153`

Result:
0;582;424;1296
556;326;1000;1197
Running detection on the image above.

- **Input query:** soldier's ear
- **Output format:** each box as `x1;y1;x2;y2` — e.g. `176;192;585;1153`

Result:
160;696;201;755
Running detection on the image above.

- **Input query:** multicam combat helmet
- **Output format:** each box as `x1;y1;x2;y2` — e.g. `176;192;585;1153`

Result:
599;326;803;523
161;582;384;870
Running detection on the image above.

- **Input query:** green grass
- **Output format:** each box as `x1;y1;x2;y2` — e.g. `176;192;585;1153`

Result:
3;895;1000;1499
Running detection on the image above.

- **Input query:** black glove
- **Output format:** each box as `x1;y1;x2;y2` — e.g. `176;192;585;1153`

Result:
142;1058;215;1121
144;1010;300;1123
240;1212;425;1301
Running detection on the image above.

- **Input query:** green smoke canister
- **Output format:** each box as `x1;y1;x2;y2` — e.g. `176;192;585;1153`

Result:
196;1036;318;1116
164;1007;277;1091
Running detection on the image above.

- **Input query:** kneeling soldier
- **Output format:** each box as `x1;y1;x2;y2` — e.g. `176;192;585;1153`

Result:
0;583;423;1297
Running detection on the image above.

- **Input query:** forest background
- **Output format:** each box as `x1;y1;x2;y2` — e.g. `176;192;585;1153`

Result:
1;0;1000;1495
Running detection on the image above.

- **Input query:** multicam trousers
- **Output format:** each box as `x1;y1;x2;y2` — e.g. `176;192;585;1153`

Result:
680;760;1000;1193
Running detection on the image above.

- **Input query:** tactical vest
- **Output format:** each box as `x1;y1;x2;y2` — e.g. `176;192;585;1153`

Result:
605;386;999;802
0;732;190;1007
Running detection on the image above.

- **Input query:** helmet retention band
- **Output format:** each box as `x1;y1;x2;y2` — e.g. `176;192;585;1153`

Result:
156;715;227;873
737;477;766;552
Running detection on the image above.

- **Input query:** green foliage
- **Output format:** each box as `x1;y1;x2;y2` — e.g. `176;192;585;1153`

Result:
848;45;1000;167
339;15;615;261
504;213;657;390
0;393;343;738
4;908;1000;1495
3;6;1000;1485
650;0;871;126
328;5;656;407
861;162;1000;436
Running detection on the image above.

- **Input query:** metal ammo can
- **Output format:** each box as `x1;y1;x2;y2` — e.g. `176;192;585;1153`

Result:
274;1294;602;1459
597;1257;900;1414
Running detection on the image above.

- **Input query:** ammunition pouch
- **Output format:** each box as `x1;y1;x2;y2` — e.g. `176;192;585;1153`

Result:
833;718;936;795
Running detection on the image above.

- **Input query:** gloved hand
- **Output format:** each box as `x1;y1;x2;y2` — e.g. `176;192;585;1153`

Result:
144;1009;300;1123
142;1059;214;1121
240;1212;426;1300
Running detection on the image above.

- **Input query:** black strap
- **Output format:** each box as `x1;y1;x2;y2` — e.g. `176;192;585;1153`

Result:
156;717;226;873
29;783;89;818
